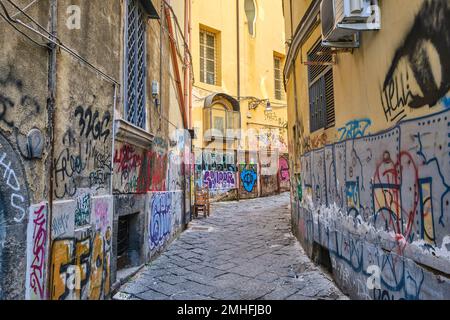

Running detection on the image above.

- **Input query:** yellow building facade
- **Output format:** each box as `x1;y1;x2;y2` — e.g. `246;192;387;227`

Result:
284;0;450;299
191;0;289;201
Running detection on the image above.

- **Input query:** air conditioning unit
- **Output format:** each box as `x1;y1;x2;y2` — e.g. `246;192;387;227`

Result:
321;0;380;48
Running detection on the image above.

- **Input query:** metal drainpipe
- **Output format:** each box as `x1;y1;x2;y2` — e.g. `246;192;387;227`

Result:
46;0;57;300
184;0;190;129
289;0;300;168
188;0;193;222
236;0;240;99
159;0;163;130
182;0;189;227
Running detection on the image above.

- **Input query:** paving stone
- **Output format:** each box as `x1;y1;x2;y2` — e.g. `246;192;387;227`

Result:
120;282;148;295
135;289;169;300
118;193;347;300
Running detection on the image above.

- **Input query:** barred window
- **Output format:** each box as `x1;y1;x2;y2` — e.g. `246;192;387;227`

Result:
308;41;335;132
125;0;147;129
274;56;284;100
200;29;217;85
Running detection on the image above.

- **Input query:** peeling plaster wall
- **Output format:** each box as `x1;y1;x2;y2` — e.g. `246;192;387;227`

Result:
111;0;190;287
1;0;122;300
0;0;50;300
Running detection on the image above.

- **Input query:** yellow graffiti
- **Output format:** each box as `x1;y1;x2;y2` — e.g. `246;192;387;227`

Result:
50;239;74;300
75;238;90;300
89;232;104;300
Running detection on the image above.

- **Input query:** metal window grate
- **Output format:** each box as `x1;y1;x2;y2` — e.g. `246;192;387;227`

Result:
308;41;335;132
308;42;333;83
125;0;147;129
324;69;335;128
200;30;217;85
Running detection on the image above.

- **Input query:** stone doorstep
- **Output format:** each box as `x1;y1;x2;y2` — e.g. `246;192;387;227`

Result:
110;264;146;298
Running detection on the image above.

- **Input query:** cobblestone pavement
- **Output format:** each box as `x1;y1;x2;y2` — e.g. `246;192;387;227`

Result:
115;193;348;300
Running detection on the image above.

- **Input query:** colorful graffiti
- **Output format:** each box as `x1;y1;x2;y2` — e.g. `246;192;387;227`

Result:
279;156;290;182
25;204;48;300
75;194;91;227
50;229;112;300
201;150;236;172
240;164;257;193
338;119;372;141
149;193;173;250
297;109;450;299
113;142;173;194
49;196;113;300
202;171;236;190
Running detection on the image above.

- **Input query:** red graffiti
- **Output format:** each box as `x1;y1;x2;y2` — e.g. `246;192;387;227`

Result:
29;205;47;299
150;151;168;192
114;144;170;193
373;151;419;249
114;145;142;173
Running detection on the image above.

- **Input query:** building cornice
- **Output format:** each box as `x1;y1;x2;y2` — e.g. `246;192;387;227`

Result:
114;119;155;149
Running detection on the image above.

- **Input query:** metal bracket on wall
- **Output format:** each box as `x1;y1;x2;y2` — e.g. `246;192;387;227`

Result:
302;51;336;66
302;47;354;66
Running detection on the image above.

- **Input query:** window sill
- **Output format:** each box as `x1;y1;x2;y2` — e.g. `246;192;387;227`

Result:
114;119;154;149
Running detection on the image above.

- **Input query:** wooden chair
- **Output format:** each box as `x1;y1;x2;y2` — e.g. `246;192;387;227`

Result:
194;187;210;218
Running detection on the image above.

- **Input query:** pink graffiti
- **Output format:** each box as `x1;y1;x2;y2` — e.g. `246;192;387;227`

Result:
94;201;110;231
279;157;290;182
29;205;47;299
373;151;419;250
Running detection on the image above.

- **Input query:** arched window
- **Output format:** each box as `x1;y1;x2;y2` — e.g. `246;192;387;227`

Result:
203;94;241;141
244;0;257;37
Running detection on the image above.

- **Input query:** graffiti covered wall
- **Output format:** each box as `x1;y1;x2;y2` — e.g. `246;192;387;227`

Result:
279;155;290;191
49;196;113;300
195;150;238;201
296;109;450;299
147;191;183;257
239;163;258;199
283;0;450;300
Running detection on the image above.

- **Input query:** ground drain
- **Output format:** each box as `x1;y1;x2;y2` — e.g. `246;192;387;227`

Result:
189;226;213;232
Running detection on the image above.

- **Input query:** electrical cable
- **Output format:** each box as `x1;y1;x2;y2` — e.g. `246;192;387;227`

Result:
1;0;119;86
0;11;48;48
11;0;38;18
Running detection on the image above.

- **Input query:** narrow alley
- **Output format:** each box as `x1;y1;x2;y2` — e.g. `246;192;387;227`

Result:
114;194;347;300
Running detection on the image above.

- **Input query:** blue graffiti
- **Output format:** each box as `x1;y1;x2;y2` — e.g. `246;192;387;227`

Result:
240;166;257;193
442;96;450;109
338;118;372;141
415;132;449;227
149;193;173;250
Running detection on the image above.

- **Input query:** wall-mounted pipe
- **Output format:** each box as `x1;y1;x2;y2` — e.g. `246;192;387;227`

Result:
46;0;57;300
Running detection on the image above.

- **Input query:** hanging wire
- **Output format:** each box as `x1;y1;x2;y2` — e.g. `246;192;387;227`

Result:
11;0;38;18
0;0;119;86
0;10;48;48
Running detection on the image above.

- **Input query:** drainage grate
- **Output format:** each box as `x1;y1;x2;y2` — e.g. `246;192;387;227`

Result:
189;226;213;232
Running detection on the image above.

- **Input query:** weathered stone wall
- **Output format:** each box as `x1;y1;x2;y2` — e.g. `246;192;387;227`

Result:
0;0;125;300
0;0;50;300
111;0;190;286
